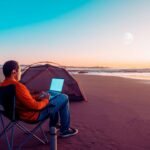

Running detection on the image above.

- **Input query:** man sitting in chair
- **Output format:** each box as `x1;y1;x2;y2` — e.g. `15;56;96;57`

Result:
0;60;78;138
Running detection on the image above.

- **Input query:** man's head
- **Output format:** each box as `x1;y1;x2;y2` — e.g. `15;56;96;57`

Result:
3;60;21;81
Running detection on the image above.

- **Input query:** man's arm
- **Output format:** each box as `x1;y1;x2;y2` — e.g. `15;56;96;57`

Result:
16;83;49;111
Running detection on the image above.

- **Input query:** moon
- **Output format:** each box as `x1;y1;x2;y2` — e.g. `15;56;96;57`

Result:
123;32;134;45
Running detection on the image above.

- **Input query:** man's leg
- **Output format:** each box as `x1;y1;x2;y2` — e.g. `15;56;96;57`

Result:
38;94;70;131
38;93;78;137
49;94;70;132
50;112;59;127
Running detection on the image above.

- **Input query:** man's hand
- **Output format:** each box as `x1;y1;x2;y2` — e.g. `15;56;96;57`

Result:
38;91;50;100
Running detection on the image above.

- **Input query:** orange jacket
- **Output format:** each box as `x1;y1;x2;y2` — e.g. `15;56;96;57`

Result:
0;78;49;121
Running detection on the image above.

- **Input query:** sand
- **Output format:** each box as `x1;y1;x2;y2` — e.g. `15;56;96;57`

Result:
70;75;150;150
1;74;150;150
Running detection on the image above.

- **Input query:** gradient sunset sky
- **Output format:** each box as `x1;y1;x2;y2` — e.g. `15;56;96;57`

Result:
0;0;150;68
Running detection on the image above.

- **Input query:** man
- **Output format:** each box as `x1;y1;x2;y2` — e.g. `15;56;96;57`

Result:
0;60;78;138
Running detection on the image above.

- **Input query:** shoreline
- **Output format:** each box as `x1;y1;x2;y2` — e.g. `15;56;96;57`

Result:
72;73;150;83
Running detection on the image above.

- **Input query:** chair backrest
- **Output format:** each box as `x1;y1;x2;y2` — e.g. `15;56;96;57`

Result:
0;84;16;121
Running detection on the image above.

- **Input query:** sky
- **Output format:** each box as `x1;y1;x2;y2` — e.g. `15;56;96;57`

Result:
0;0;150;68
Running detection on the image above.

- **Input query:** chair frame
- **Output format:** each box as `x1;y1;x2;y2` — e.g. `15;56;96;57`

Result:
0;85;49;150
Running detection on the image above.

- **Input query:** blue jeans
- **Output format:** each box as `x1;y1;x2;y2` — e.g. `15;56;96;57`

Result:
38;93;70;133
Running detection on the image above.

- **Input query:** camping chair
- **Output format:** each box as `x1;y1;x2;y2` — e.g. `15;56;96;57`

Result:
0;84;51;150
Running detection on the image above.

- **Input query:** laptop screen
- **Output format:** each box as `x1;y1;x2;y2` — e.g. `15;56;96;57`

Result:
50;78;64;92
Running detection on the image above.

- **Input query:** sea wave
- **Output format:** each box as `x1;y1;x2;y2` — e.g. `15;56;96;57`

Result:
67;68;150;80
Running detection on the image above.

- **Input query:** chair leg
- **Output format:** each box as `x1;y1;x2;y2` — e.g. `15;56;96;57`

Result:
0;118;49;149
39;125;48;143
17;122;47;150
0;121;13;138
16;122;46;144
10;125;15;150
0;115;11;150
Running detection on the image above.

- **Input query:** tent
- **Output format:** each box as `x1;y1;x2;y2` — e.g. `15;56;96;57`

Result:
21;62;86;101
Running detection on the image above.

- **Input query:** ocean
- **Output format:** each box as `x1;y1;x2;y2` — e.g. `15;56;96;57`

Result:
67;67;150;80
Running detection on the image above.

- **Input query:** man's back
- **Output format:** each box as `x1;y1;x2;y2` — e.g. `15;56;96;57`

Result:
0;78;49;121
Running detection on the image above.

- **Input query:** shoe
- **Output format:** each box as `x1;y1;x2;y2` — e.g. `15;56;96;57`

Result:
59;127;78;138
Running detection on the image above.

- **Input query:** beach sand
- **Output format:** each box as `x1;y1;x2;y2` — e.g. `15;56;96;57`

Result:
1;74;150;150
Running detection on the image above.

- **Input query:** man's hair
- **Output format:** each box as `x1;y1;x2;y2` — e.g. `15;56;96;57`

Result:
3;60;19;77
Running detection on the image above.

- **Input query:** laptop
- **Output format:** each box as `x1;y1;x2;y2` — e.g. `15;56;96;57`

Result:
48;78;64;99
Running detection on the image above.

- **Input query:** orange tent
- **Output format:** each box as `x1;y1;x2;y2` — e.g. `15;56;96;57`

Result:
21;62;86;101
